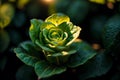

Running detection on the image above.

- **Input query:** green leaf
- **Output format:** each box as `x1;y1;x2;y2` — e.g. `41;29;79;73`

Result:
14;41;41;67
103;14;120;49
45;13;70;26
16;65;36;80
110;31;120;55
29;19;43;43
67;41;97;68
0;30;10;53
20;41;41;57
105;31;120;57
35;61;66;78
77;52;113;80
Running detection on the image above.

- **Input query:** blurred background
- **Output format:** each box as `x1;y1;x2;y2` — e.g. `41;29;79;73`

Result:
0;0;120;80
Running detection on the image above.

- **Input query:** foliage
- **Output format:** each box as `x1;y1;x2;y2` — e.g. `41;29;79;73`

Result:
14;14;98;79
0;0;120;80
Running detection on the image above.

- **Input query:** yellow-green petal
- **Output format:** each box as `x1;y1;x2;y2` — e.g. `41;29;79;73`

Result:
45;13;70;26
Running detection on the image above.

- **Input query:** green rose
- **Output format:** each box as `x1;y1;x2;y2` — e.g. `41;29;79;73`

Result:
14;13;98;78
29;13;81;64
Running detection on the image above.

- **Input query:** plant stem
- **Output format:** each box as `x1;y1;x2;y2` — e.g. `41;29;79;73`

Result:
56;56;60;65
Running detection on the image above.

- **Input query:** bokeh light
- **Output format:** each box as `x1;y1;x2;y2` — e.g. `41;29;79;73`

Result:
39;0;56;5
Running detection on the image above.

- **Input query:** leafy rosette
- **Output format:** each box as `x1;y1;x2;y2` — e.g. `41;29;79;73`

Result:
29;13;81;64
14;13;97;78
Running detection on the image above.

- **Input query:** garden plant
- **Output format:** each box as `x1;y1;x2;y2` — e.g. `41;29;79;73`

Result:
0;0;120;80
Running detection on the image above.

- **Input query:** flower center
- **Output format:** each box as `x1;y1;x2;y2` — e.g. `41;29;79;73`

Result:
48;28;63;41
51;32;60;39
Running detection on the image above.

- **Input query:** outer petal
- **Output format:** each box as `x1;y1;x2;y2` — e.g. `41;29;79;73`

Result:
45;13;70;26
29;19;43;43
66;26;81;46
58;22;72;36
35;40;55;52
40;22;56;31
